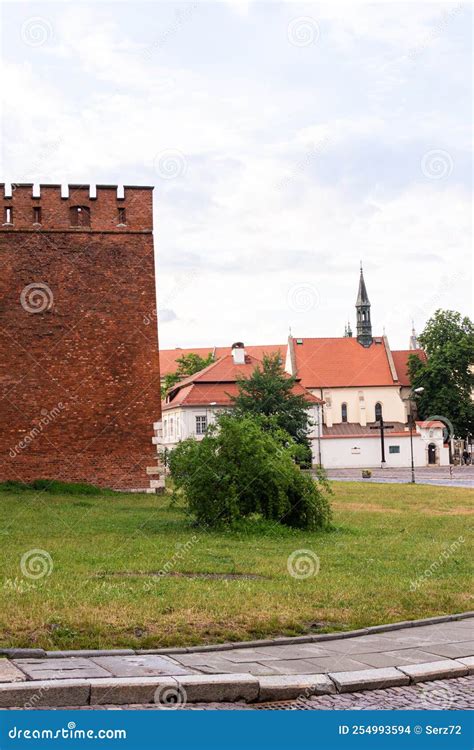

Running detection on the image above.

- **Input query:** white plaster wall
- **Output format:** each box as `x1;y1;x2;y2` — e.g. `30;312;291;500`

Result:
313;386;407;427
318;432;449;468
160;406;223;448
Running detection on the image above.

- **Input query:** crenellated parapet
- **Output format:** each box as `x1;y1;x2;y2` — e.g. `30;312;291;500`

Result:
0;183;153;232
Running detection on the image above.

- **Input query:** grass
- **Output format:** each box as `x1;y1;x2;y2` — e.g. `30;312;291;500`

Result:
0;481;472;650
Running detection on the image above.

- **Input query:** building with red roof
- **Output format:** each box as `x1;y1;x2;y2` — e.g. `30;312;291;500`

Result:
155;343;322;453
152;268;449;475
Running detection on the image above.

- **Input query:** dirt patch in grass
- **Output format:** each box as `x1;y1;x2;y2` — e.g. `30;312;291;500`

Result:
334;503;473;516
333;503;401;513
97;571;269;580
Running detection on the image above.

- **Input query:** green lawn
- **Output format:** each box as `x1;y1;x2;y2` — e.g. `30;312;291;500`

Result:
0;481;472;650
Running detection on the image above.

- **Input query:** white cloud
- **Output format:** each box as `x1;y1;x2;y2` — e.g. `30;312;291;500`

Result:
1;1;471;350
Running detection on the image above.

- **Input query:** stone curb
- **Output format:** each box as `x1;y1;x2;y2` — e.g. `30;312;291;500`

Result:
3;611;471;659
329;668;409;693
397;660;468;683
0;660;472;707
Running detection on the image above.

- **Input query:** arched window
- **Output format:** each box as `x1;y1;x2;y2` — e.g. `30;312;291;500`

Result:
70;206;91;227
341;403;348;423
375;402;383;421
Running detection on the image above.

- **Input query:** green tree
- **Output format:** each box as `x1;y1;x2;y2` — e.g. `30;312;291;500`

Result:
408;310;474;437
161;352;214;398
168;413;332;530
231;353;313;448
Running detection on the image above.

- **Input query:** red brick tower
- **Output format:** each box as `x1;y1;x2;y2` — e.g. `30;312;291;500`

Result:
0;183;161;490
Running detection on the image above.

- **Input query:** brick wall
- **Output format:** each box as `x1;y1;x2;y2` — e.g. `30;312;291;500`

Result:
0;183;161;490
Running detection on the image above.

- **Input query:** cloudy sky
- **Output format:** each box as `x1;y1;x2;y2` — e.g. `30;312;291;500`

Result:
1;1;472;350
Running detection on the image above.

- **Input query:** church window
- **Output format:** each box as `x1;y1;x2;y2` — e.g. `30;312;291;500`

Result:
341;403;348;423
375;402;383;421
118;207;126;224
4;207;13;224
70;206;91;227
33;207;42;224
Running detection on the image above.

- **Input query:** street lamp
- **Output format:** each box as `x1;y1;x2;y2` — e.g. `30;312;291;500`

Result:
409;387;424;484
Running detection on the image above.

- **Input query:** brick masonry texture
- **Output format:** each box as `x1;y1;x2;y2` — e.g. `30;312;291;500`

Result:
0;184;161;489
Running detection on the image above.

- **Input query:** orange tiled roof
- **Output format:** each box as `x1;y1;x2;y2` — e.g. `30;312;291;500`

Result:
292;336;397;388
391;349;427;387
163;353;321;409
159;345;284;376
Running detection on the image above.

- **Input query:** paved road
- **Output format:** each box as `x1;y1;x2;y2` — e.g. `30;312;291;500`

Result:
9;676;472;711
326;466;474;488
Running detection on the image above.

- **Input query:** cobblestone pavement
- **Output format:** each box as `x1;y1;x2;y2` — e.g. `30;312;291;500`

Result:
5;676;472;711
326;466;474;488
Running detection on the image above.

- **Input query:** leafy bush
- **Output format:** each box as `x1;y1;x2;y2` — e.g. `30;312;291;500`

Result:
168;414;332;530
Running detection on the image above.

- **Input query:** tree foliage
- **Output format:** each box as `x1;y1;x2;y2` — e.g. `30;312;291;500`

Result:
168;414;332;530
231;352;313;438
408;310;474;436
161;352;214;398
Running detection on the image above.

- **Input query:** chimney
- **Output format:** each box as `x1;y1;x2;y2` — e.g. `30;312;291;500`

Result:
231;341;246;365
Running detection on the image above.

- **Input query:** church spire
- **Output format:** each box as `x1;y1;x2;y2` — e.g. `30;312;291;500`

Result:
356;262;372;347
409;320;419;350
